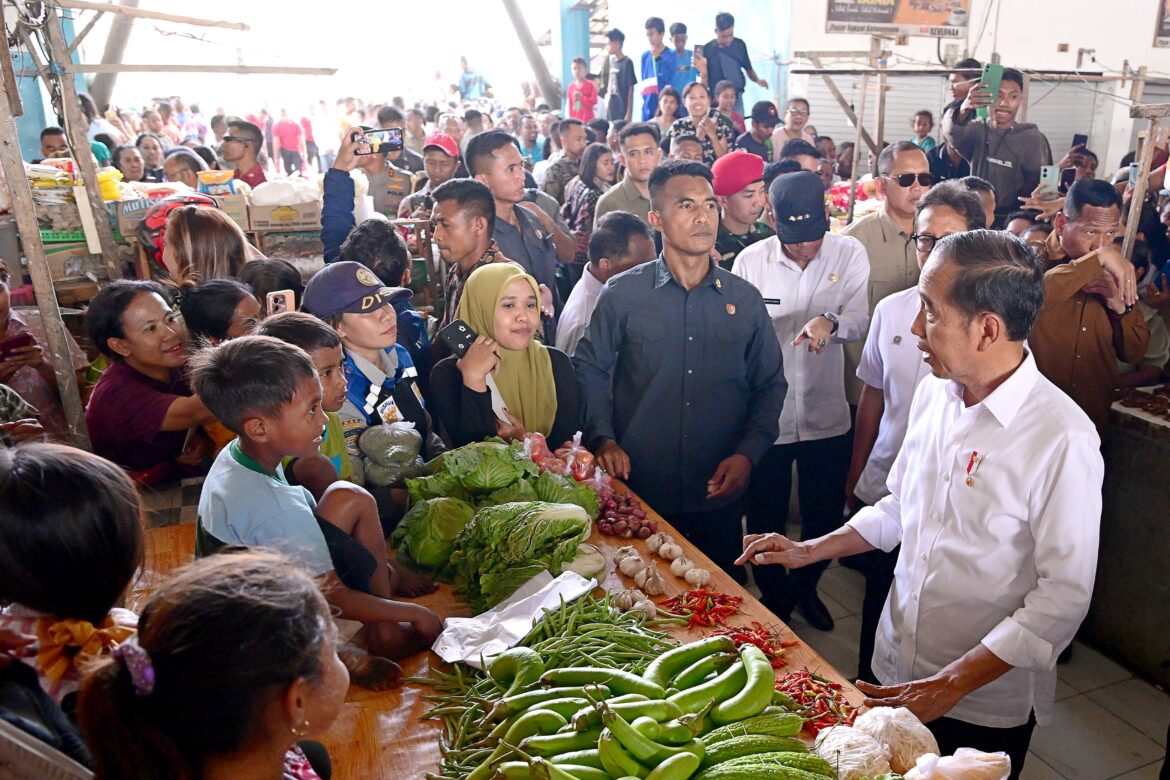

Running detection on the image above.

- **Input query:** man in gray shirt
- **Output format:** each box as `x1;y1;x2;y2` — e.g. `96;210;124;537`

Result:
942;67;1051;227
574;160;786;579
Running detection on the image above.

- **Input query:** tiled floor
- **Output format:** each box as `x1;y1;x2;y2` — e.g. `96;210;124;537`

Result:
787;564;1169;780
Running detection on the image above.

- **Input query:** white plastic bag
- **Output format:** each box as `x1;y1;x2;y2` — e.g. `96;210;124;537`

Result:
813;725;892;780
904;748;1011;780
854;706;940;774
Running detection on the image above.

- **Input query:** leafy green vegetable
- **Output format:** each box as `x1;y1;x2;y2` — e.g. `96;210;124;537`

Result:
478;478;538;508
390;497;476;572
448;501;592;612
533;470;599;519
441;440;538;493
407;470;471;504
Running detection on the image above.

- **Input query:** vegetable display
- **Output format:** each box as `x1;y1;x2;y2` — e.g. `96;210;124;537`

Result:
660;590;745;629
388;497;475;572
412;595;830;780
774;670;858;735
710;622;798;670
447;502;593;612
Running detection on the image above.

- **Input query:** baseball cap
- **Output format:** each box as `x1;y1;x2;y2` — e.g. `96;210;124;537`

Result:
302;261;411;319
711;150;764;197
750;101;781;128
769;171;829;244
422;132;460;158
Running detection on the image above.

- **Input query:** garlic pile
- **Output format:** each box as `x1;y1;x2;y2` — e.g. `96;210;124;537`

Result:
610;588;657;619
645;533;713;590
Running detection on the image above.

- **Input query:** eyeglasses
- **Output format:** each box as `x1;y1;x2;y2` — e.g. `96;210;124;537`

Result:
886;172;933;187
909;233;946;253
786;109;810;116
221;135;249;144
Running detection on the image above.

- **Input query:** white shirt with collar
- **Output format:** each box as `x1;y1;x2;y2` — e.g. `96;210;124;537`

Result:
732;232;870;444
555;266;605;357
853;287;932;504
847;350;1102;728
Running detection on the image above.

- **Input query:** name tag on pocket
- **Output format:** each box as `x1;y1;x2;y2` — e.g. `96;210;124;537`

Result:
763;297;782;305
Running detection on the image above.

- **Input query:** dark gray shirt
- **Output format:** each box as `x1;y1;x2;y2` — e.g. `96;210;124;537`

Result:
573;257;786;515
941;108;1052;220
493;203;561;343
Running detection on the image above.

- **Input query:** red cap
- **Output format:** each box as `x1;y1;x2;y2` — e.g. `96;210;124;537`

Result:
422;132;459;158
711;150;765;197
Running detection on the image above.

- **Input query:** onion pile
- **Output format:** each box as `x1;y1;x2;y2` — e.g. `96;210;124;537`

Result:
596;490;657;538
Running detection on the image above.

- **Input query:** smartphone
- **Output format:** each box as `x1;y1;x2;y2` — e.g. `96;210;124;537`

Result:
355;127;404;156
437;319;477;359
694;45;702;59
977;63;1004;119
1071;133;1088;150
0;332;35;361
266;289;296;316
1039;165;1061;200
1129;163;1141;186
1059;167;1076;193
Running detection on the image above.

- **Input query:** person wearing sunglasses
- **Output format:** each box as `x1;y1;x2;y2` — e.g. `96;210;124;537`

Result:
841;141;932;406
222;118;267;188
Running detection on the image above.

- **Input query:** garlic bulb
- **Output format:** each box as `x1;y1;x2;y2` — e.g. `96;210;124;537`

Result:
684;567;711;587
613;546;640;564
670;556;695;577
618;554;647;577
634;564;666;596
611;589;646;611
645;532;673;554
632;598;658;620
658;542;684;561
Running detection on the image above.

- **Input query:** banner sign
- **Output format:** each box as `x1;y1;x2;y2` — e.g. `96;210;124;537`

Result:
826;0;972;39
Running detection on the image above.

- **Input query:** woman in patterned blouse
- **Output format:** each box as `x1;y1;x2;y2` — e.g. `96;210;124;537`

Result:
663;82;735;165
560;142;617;265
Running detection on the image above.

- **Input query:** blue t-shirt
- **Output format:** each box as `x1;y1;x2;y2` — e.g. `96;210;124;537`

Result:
671;49;699;93
197;441;334;576
640;48;678;121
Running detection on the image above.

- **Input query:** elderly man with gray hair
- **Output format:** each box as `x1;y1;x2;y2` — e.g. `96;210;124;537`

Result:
740;230;1103;778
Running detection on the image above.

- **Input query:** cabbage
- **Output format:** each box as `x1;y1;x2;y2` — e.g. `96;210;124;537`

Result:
533;470;599;519
448;501;592;612
854;706;939;774
390;497;476;571
407;470;472;504
813;725;892;780
441;440;538;492
478;478;538;508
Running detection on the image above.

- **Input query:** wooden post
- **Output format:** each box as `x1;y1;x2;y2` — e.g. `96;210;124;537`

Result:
847;72;870;225
0;48;90;447
1123;117;1160;261
809;55;879;156
41;6;123;281
871;38;887;149
1019;72;1031;123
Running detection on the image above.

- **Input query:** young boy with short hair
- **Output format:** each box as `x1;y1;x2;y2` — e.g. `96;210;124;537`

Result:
191;335;442;688
567;56;598;122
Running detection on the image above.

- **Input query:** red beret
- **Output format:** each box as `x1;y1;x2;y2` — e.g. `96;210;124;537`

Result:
712;150;765;196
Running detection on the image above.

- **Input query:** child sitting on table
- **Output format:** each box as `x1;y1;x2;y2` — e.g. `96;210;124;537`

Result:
78;551;346;780
190;335;442;688
0;443;142;768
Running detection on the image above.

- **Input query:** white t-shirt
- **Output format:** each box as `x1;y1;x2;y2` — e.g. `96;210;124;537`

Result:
197;440;334;576
555;267;604;357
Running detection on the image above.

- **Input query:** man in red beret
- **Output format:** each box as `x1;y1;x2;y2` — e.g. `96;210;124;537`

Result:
713;149;774;269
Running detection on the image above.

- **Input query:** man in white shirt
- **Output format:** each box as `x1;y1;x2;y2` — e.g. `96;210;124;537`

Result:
843;180;987;683
739;230;1103;777
556;211;656;356
732;170;869;630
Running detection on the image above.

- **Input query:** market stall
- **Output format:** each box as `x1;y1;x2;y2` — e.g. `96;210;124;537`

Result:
315;488;863;780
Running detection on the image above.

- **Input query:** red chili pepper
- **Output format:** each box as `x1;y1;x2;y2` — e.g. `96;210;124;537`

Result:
660;590;744;628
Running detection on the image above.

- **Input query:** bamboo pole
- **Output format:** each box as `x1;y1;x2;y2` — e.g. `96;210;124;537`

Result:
54;0;249;30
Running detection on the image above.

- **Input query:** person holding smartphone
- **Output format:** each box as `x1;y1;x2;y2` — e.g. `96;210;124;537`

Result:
430;264;580;448
941;67;1052;227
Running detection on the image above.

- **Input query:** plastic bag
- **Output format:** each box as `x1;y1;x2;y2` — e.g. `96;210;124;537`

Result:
555;431;595;482
250;178;320;206
904;749;1011;780
854;706;940;774
813;725;892;780
359;422;422;466
365;456;428;488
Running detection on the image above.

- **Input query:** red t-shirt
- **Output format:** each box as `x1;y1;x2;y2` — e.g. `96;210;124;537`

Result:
85;361;192;472
272;118;303;148
299;117;315;143
233;162;267;187
568;80;598;122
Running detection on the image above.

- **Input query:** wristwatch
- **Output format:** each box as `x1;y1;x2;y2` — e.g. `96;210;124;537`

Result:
822;312;840;334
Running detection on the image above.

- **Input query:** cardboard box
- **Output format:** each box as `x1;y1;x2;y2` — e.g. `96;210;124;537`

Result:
211;194;250;233
249;201;322;232
42;242;106;282
105;197;154;237
54;280;100;306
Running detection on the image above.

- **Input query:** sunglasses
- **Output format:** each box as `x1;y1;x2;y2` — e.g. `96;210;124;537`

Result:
886;172;933;187
221;135;251;144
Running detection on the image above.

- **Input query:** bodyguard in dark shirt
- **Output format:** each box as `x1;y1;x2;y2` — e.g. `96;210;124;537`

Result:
574;160;786;579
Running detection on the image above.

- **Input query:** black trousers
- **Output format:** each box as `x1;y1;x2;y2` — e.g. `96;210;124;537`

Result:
841;500;900;682
929;711;1037;780
280;148;303;175
744;436;849;616
665;500;747;584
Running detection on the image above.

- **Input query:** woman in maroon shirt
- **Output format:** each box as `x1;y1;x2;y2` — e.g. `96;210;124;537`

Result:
85;280;216;481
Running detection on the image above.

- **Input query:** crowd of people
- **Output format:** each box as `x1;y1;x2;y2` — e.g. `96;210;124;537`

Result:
4;10;1170;780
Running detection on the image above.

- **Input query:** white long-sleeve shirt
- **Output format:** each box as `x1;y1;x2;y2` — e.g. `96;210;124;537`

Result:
848;351;1102;728
853;287;932;504
732;233;870;444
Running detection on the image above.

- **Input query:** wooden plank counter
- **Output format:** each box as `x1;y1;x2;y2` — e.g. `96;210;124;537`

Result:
315;490;863;780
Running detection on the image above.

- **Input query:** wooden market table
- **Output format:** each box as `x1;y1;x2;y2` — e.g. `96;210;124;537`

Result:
313;490;864;780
